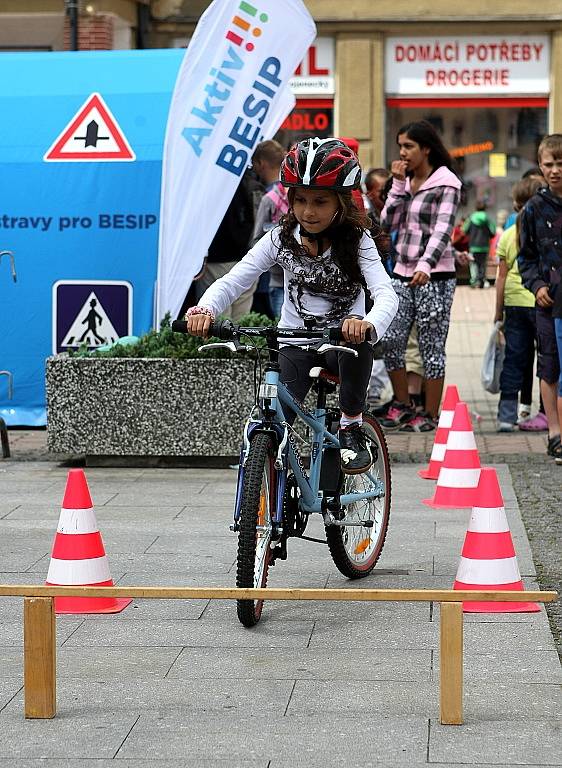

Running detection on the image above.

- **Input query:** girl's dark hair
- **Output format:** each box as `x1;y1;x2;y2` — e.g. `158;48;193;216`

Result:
397;120;454;172
277;188;370;284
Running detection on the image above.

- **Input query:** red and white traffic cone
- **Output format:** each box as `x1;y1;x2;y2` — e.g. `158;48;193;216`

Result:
423;402;480;509
418;384;460;480
45;469;131;614
453;468;540;612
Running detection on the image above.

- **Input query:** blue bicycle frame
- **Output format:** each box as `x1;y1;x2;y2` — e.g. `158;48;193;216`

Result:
233;365;385;526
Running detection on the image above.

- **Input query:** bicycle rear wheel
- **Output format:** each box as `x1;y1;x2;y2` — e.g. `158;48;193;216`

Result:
236;432;278;626
326;413;391;578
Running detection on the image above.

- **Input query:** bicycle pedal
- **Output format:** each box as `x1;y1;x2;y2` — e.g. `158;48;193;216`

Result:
325;500;345;520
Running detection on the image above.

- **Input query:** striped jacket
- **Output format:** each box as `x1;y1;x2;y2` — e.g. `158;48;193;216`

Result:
381;166;462;278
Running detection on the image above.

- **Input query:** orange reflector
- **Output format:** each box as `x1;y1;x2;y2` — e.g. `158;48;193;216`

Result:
258;493;266;526
354;538;371;555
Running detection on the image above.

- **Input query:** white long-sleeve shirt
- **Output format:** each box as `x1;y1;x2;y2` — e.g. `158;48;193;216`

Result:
198;226;398;343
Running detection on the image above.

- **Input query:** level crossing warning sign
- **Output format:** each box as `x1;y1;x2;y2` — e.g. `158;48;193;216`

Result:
44;93;135;162
53;280;132;353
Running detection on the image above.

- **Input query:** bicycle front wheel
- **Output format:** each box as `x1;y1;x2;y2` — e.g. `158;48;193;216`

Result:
326;413;391;578
236;432;278;627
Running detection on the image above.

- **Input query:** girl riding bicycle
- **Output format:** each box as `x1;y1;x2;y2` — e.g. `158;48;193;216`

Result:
187;137;399;475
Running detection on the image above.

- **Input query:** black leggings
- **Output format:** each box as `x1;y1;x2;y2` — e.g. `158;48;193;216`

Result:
278;342;374;422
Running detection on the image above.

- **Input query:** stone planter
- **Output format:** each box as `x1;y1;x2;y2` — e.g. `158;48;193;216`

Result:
46;356;257;462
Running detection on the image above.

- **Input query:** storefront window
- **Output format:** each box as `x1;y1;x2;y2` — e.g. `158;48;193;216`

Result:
274;99;333;150
386;101;548;218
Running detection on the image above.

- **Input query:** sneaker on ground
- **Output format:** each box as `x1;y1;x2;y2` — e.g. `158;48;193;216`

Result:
518;411;548;431
497;421;516;433
369;398;394;418
517;403;532;421
379;400;415;430
399;411;437;433
338;423;372;475
547;434;561;457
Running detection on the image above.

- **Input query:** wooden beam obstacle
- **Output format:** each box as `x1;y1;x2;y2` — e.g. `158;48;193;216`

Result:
0;585;556;726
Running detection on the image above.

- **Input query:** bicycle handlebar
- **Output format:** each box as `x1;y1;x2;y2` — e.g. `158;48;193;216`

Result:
171;319;371;343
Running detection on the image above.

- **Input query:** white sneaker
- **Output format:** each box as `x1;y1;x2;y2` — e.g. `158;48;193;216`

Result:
518;403;532;422
497;421;516;433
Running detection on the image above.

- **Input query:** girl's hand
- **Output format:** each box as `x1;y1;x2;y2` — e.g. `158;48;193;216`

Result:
342;317;374;345
454;250;470;267
408;271;430;287
391;160;408;180
186;312;212;338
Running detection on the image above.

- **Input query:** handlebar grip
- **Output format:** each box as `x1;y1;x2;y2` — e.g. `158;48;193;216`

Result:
328;327;344;342
328;325;372;343
210;319;235;340
171;318;235;339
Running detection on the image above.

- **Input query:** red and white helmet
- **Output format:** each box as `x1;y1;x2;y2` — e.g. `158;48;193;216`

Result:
280;137;361;191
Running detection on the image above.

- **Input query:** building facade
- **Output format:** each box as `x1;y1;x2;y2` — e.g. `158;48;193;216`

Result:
1;0;561;213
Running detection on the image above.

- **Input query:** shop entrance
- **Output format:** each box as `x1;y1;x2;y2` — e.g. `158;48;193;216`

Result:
386;97;548;220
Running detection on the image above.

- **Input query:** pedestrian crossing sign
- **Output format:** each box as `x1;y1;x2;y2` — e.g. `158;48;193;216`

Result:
53;280;132;354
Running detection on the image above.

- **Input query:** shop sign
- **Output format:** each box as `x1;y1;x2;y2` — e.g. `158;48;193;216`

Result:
280;104;333;133
290;37;334;95
450;141;494;158
385;36;550;95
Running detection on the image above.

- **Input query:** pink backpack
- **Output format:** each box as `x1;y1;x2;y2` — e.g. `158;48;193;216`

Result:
266;182;289;224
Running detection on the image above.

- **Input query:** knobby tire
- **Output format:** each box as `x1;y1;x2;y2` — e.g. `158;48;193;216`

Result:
236;432;277;627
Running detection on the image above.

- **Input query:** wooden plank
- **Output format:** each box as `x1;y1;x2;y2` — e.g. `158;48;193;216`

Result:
0;585;557;602
24;597;56;719
440;601;463;725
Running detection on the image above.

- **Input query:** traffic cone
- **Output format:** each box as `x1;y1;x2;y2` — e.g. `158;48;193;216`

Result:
453;468;540;612
45;469;131;614
423;402;480;508
418;384;460;480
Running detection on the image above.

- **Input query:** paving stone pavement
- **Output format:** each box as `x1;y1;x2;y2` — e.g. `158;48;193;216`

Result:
0;461;560;766
0;285;560;765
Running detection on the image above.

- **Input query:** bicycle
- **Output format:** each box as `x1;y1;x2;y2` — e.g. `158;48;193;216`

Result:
172;319;391;627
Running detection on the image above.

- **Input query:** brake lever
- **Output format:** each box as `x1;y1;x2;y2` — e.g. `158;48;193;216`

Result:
316;343;358;357
197;341;251;353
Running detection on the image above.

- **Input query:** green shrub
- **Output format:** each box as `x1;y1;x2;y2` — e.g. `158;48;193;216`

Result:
69;312;276;359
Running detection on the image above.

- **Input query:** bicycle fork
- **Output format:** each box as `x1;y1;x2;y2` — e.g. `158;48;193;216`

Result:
230;419;288;539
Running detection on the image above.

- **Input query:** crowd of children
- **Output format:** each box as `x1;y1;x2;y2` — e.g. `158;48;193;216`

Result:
187;127;562;469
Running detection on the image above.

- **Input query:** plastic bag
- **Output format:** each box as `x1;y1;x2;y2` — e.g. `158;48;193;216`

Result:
481;321;505;394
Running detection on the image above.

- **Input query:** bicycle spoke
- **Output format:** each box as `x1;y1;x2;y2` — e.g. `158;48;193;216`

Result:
326;414;391;578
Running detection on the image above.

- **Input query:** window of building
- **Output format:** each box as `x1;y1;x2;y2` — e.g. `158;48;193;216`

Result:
386;98;548;218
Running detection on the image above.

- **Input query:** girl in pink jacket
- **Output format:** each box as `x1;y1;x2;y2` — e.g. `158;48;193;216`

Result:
379;120;462;432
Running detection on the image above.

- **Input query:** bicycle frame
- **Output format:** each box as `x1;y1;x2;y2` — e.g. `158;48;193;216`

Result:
234;365;385;527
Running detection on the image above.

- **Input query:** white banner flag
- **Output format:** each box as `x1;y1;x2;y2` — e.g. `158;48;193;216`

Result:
156;0;316;321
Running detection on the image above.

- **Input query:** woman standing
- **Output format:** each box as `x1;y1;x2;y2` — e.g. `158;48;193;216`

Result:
380;120;462;431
